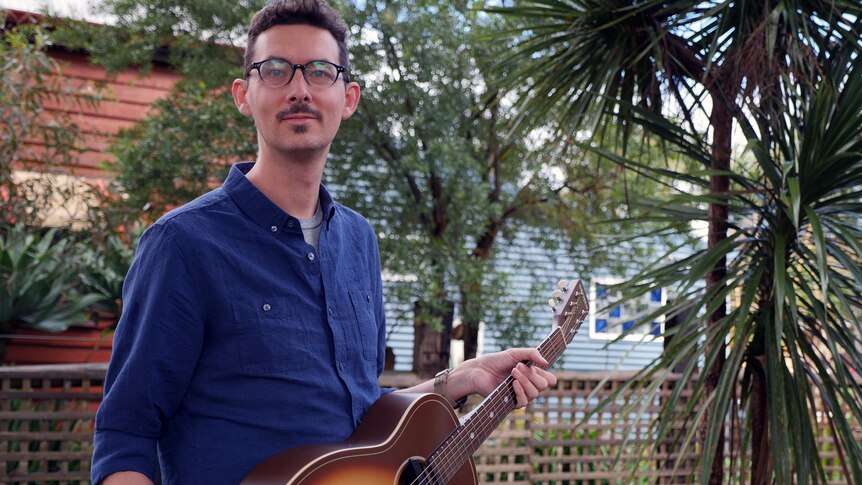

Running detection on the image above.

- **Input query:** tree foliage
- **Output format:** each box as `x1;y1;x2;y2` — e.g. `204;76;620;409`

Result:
52;0;256;87
50;2;261;223
328;0;609;359
0;13;135;329
109;82;256;220
0;17;99;227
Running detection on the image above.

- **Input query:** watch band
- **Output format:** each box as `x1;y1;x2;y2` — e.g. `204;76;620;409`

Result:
434;368;468;409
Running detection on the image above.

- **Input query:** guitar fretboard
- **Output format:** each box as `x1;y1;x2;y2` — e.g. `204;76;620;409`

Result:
413;281;588;485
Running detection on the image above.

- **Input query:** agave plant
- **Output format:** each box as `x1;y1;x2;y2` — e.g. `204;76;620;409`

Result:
0;225;101;339
78;232;139;317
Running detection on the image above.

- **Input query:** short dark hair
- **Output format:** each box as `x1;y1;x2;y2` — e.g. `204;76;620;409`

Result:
244;0;350;76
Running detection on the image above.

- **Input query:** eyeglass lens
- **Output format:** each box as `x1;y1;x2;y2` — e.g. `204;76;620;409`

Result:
258;59;340;88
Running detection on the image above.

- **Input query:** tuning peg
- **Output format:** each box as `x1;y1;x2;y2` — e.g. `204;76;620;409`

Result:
548;298;556;310
552;289;562;299
558;279;568;289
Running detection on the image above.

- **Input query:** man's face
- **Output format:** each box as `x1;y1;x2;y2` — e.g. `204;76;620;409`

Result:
232;24;359;161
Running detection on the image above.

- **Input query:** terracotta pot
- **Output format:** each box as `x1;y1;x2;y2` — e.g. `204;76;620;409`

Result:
2;317;116;365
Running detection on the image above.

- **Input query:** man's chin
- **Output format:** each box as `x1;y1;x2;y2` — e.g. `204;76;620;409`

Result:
273;143;329;160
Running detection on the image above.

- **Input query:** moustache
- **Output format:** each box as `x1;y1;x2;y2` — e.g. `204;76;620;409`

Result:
276;104;323;120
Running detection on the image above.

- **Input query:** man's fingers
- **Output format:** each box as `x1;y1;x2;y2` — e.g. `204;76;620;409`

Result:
542;368;558;387
512;379;526;408
506;348;550;368
512;363;545;408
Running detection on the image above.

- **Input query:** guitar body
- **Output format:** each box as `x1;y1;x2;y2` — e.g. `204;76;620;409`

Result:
242;392;477;485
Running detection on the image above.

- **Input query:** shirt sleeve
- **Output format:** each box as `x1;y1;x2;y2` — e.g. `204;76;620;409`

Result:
91;223;205;484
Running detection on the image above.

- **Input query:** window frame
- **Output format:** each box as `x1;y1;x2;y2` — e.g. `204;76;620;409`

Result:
588;278;666;342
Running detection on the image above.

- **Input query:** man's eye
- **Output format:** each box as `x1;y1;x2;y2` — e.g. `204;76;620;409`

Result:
268;69;286;77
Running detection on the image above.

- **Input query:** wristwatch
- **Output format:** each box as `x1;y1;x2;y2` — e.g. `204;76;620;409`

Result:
434;367;468;409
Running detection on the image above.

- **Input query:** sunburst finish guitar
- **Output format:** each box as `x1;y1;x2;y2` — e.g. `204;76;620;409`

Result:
243;280;589;485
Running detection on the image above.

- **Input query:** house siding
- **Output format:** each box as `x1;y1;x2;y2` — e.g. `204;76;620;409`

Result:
12;39;180;180
382;229;665;372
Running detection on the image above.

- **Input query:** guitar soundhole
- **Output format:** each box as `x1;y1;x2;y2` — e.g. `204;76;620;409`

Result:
398;457;430;485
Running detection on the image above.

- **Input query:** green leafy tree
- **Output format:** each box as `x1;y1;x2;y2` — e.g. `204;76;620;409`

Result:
51;2;260;223
51;1;255;88
65;0;597;364
63;0;672;374
109;82;256;221
491;1;862;482
328;0;613;370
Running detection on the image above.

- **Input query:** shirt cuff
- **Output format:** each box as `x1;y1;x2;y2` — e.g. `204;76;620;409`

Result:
91;429;159;484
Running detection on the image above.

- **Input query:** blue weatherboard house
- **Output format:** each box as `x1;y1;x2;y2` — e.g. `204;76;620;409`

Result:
383;229;671;372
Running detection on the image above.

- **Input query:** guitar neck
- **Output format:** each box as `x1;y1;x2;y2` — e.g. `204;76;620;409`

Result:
424;327;570;483
416;279;588;484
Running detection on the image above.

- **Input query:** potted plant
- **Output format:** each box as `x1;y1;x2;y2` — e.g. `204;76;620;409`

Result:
0;225;102;363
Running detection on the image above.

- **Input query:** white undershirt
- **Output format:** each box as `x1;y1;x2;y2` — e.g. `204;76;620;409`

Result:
298;203;323;250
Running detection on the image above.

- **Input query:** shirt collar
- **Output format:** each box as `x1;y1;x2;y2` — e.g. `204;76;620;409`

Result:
224;162;337;231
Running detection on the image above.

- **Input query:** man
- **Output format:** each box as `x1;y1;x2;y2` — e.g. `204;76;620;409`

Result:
91;1;556;484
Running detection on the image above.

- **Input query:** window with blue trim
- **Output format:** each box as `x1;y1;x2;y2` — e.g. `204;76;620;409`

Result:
589;279;666;341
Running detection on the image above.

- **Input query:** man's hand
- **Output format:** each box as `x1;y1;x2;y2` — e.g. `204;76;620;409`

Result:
398;348;557;408
449;348;557;408
102;471;154;484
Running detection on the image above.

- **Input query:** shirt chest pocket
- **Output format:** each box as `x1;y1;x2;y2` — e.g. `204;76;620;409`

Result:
232;299;314;376
348;290;378;362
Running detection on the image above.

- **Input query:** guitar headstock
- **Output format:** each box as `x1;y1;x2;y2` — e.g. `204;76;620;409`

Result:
548;279;589;345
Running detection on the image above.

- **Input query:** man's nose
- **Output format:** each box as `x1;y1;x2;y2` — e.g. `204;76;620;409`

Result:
286;70;311;102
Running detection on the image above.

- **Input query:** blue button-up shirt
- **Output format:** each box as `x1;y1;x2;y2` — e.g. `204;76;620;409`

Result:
91;162;388;484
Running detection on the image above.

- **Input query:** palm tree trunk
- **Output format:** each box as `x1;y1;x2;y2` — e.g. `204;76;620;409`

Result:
704;99;732;484
751;351;770;484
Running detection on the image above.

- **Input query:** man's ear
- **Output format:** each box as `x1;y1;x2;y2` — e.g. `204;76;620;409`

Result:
341;81;361;120
232;79;252;117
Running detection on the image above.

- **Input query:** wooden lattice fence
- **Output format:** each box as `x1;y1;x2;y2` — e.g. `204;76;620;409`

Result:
0;365;103;484
0;365;859;484
473;371;701;484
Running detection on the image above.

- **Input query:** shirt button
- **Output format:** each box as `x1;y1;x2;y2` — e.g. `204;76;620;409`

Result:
328;307;334;316
287;220;295;228
366;293;371;302
338;363;345;372
307;252;315;261
270;225;278;233
262;303;271;312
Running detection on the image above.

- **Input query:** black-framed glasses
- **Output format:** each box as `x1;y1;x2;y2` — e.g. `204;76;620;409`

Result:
245;58;348;89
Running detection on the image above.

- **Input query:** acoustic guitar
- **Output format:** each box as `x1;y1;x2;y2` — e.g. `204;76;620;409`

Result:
243;280;589;485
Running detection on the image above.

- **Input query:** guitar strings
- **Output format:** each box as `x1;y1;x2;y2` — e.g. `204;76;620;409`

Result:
417;303;587;484
410;298;588;485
